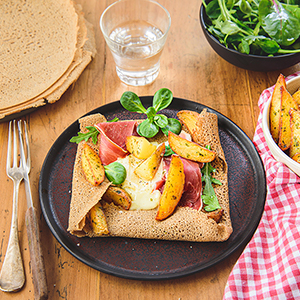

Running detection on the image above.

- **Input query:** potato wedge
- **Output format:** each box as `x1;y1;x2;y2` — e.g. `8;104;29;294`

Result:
278;86;299;151
207;209;223;223
293;90;300;106
81;143;105;186
289;108;300;159
89;202;109;236
168;131;215;163
291;153;300;163
134;143;165;181
102;186;131;210
126;136;156;159
270;74;286;143
177;110;199;141
156;155;185;221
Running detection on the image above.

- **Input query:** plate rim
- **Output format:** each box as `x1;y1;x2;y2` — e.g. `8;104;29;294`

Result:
39;97;266;280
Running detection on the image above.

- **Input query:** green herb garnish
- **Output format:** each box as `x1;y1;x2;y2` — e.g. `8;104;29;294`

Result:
161;118;182;136
164;144;175;156
201;151;222;212
203;0;300;56
108;117;119;122
120;88;182;138
104;162;127;185
70;117;119;145
70;126;100;145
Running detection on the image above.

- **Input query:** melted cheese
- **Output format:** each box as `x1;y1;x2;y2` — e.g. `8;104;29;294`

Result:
117;153;165;210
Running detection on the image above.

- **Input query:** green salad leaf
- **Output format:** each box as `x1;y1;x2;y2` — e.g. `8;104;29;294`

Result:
164;144;175;156
201;158;222;212
120;88;182;138
104;162;127;185
203;0;300;56
120;91;147;113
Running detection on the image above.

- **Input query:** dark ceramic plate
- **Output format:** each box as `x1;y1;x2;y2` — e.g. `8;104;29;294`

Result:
39;97;266;280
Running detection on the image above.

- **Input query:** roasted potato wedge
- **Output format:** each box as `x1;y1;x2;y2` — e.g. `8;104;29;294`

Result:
289;108;300;159
102;186;131;210
177;110;199;141
89;202;109;236
81;143;105;186
134;143;165;181
206;209;223;223
278;86;299;151
293;90;300;106
291;153;300;163
270;74;286;143
126;136;156;159
156;155;185;221
168;131;215;163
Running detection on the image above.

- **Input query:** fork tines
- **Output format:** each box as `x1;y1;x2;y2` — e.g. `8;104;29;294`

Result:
6;120;30;182
17;120;30;171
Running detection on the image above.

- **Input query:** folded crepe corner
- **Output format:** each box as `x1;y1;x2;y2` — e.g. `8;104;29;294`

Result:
68;113;111;237
68;110;233;242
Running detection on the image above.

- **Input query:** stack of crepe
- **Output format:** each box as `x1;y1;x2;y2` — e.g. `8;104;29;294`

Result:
0;0;96;120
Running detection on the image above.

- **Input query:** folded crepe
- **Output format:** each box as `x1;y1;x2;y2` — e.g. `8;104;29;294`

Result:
68;110;233;242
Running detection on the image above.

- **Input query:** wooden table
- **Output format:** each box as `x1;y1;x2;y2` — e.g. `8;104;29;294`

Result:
0;0;299;299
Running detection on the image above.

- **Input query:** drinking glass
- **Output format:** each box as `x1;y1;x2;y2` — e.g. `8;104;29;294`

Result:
100;0;171;86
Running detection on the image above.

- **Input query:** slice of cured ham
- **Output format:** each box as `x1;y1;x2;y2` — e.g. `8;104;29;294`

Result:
98;130;127;165
95;120;137;165
179;158;202;210
95;120;137;150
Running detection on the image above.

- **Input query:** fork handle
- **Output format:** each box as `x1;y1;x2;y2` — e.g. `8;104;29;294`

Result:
25;207;48;300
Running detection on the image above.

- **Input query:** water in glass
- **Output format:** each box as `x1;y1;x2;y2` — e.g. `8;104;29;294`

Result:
108;20;165;86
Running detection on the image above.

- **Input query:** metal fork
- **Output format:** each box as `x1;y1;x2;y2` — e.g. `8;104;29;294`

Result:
0;120;25;292
18;120;48;300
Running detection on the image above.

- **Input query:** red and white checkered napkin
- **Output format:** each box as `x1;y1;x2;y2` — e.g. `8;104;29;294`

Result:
223;72;300;300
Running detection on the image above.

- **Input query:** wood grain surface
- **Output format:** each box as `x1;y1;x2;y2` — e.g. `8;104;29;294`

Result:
0;0;299;299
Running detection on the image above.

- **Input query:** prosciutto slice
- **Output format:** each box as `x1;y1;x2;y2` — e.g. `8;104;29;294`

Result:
95;121;137;165
95;120;137;150
179;158;202;210
158;156;203;210
98;130;127;165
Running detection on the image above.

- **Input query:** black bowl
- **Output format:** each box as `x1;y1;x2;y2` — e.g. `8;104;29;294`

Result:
199;4;300;72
